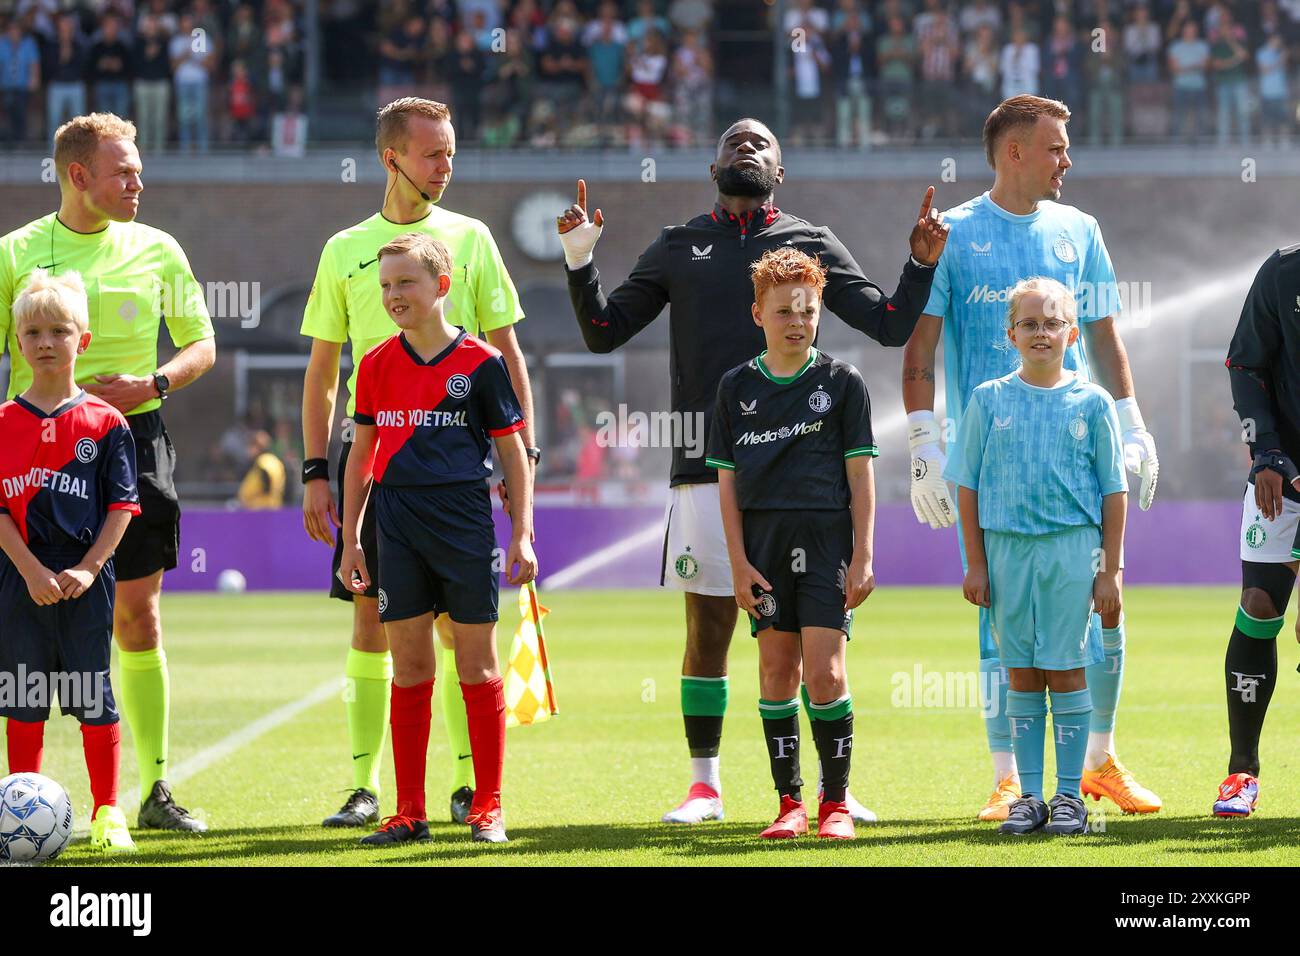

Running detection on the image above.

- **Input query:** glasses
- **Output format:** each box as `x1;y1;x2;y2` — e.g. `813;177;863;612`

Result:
1013;318;1070;335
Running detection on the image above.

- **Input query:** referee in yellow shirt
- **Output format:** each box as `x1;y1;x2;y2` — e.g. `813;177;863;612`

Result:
0;113;215;831
301;97;537;829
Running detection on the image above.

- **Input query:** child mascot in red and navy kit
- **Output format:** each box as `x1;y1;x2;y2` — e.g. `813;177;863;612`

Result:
0;269;140;853
340;233;537;845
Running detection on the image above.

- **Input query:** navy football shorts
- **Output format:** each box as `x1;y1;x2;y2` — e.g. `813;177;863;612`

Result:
742;509;854;639
0;548;119;724
373;480;500;625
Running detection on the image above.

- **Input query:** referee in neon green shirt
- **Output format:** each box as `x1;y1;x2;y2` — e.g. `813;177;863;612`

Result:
301;98;537;829
0;113;215;831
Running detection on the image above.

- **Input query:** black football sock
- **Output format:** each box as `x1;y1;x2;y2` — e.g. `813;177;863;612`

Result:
809;695;854;803
1226;608;1280;777
759;698;802;800
681;676;727;758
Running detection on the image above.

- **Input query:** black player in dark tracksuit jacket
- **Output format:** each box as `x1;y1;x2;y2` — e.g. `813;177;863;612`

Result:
555;117;950;823
1217;242;1300;816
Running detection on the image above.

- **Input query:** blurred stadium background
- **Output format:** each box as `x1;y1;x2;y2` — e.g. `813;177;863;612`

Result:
0;0;1294;589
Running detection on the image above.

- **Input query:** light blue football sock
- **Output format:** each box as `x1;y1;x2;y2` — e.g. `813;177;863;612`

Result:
980;658;1012;754
1087;615;1125;733
1050;688;1093;798
1005;689;1047;799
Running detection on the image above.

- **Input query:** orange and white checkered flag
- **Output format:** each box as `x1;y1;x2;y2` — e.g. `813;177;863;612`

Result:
504;582;557;728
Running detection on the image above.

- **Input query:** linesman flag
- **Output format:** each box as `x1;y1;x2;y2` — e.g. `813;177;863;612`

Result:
504;582;558;728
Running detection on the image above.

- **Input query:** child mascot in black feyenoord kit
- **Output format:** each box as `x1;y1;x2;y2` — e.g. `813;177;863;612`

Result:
707;247;878;840
339;233;536;845
0;270;140;854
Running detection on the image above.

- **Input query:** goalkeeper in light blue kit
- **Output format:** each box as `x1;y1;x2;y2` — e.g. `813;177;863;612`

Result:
902;95;1161;821
946;278;1127;835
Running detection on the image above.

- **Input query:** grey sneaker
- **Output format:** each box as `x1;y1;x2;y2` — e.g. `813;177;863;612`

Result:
450;786;474;825
998;795;1048;835
323;788;380;828
1045;792;1089;835
138;780;207;832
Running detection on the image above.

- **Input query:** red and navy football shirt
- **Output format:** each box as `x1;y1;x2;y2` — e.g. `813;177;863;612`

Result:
0;391;140;552
353;331;526;487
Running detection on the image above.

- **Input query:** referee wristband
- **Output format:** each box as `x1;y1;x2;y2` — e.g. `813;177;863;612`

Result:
302;458;330;483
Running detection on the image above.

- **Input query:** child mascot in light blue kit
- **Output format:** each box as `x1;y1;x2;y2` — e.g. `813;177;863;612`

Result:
946;276;1127;835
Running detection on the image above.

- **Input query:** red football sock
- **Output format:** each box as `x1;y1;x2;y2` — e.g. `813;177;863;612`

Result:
80;722;121;815
461;678;505;816
389;680;433;821
6;719;45;772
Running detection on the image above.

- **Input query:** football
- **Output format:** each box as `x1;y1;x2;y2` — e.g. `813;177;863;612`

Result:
217;569;248;593
0;773;74;864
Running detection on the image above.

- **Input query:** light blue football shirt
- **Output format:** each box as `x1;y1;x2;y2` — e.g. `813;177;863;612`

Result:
944;371;1127;535
923;191;1122;423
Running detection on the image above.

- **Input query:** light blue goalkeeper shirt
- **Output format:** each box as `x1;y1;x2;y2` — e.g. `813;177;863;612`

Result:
923;191;1122;424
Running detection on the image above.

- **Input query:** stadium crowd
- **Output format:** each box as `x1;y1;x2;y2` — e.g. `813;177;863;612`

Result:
4;1;1300;151
0;0;307;152
786;0;1300;147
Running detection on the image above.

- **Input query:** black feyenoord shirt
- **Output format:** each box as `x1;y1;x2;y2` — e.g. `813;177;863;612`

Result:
1227;242;1300;503
706;348;876;511
567;200;933;487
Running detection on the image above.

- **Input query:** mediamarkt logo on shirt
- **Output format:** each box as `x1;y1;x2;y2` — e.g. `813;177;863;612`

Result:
373;409;468;428
735;418;825;445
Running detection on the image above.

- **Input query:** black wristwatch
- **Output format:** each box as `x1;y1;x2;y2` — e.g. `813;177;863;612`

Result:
525;447;542;465
151;372;170;401
302;458;330;483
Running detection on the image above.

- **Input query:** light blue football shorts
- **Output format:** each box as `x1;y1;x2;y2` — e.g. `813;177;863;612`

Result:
983;526;1107;671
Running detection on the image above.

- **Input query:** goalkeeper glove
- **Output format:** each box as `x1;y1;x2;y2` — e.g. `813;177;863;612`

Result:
908;410;955;529
1115;397;1158;511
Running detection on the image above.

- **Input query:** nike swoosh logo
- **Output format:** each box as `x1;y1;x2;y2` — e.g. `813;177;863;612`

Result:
457;753;472;761
886;303;897;311
155;757;166;765
352;753;369;760
37;262;56;269
358;257;378;270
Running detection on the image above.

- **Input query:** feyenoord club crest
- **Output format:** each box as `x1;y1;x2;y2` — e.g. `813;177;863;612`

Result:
675;550;699;580
808;388;832;414
1069;417;1088;441
755;593;777;618
446;373;471;399
1246;523;1267;549
1053;235;1078;264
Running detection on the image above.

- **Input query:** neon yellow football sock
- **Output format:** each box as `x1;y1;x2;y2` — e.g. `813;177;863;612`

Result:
116;647;170;791
440;645;475;791
345;648;392;795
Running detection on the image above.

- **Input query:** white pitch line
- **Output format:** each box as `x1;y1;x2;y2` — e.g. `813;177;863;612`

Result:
119;676;340;813
542;519;665;590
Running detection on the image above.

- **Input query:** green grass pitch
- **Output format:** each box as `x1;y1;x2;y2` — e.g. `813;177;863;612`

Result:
32;586;1300;866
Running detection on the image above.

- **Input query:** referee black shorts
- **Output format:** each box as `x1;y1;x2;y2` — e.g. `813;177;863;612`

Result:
330;439;380;601
0;549;120;724
114;410;180;582
742;508;854;639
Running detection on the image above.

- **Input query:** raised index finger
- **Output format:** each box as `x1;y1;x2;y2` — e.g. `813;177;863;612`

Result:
577;178;587;213
917;185;935;221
